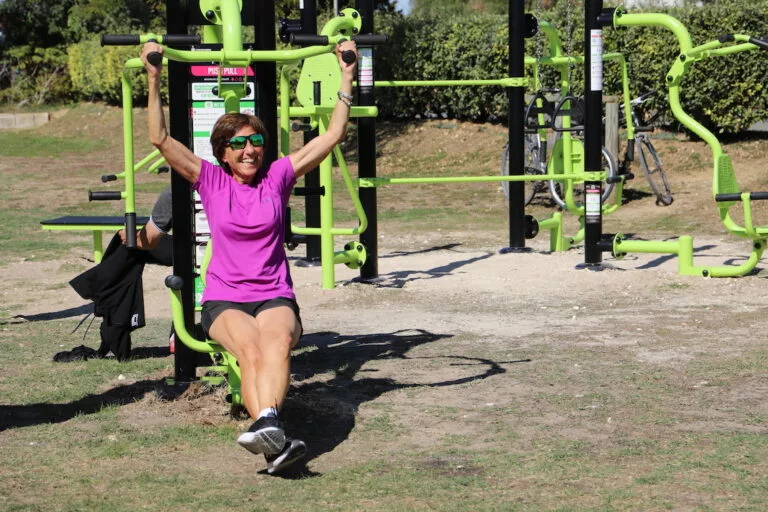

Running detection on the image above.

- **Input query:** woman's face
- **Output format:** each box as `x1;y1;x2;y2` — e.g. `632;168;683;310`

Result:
222;125;265;185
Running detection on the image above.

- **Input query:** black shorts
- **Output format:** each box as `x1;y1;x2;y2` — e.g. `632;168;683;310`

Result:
201;297;302;339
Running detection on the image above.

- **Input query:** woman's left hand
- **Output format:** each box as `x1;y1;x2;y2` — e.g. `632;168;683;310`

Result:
335;40;358;74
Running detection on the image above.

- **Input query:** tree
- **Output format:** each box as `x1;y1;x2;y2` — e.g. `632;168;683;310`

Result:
0;0;76;48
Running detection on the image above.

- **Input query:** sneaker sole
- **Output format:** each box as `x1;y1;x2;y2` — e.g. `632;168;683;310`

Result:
267;439;307;474
237;426;285;455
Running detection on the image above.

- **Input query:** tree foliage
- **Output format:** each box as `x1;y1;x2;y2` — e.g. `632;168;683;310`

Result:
0;0;162;105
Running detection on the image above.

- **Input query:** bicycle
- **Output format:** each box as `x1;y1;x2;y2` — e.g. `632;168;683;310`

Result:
500;89;552;206
617;89;673;206
501;91;618;209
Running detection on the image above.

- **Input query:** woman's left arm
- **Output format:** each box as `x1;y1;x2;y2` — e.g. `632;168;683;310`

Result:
289;41;357;178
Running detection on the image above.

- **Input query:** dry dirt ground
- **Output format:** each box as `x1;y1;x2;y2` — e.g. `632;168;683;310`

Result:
2;107;768;492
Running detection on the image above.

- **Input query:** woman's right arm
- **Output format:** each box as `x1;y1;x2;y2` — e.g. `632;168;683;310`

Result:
142;43;201;184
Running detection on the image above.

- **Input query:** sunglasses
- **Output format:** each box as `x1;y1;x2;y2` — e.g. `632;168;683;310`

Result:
226;133;264;150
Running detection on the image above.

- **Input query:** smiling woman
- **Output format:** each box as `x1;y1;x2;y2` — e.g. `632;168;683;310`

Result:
138;37;360;474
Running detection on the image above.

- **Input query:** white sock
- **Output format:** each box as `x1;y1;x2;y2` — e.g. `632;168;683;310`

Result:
257;407;278;419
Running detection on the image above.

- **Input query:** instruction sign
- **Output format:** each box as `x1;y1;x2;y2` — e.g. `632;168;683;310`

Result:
189;64;257;164
188;60;259;303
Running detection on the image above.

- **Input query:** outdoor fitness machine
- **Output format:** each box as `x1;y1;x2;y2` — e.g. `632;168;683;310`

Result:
596;8;768;277
509;17;635;253
103;0;387;400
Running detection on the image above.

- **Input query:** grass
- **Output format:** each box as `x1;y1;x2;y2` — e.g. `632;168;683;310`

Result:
0;130;109;156
3;104;768;510
3;311;768;510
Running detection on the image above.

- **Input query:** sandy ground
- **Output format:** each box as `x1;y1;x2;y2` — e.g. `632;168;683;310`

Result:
7;229;765;343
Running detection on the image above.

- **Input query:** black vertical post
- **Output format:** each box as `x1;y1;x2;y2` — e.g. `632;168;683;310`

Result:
356;0;378;279
300;0;322;263
502;0;527;252
583;0;603;266
253;0;277;167
167;0;198;382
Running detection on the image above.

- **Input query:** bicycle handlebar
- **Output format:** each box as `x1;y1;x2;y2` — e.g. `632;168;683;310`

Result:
147;52;163;66
631;90;657;106
523;91;554;132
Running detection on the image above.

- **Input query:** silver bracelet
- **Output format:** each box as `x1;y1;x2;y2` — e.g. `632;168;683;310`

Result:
337;90;353;107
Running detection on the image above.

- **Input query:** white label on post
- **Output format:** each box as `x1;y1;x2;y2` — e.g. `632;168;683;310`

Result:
590;30;603;91
585;184;601;223
359;48;374;87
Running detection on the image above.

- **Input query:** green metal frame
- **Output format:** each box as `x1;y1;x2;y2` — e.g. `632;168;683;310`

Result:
102;2;377;405
522;20;637;250
365;18;636;254
611;9;768;277
278;10;376;289
40;149;162;262
116;9;370;292
166;239;245;405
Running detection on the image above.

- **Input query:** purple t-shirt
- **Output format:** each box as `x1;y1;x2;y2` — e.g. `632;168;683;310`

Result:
193;157;297;303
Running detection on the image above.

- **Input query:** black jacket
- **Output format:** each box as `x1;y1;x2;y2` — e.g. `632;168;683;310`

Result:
69;233;172;360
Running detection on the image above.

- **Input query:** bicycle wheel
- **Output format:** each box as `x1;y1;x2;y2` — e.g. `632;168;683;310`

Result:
549;143;618;208
636;136;673;206
501;135;546;206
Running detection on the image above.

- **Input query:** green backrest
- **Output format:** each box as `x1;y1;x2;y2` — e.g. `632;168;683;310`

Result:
295;53;342;109
714;154;739;210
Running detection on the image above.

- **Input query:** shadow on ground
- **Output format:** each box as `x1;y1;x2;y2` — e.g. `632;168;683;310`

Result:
0;379;161;431
348;246;494;289
2;303;93;325
0;327;528;480
273;329;530;478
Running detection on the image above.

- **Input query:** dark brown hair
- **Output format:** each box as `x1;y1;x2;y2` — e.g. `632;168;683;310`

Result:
209;113;268;173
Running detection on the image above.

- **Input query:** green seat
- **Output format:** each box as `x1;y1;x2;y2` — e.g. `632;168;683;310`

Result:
165;240;243;406
713;154;768;239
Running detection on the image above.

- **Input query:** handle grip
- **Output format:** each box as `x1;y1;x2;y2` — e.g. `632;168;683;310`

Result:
626;139;635;163
341;50;356;64
351;34;389;45
125;213;137;249
101;34;140;46
162;35;202;45
288;33;388;46
289;34;329;45
101;174;118;182
292;122;313;132
88;191;123;201
715;191;768;202
101;34;200;46
165;275;185;291
147;52;163;66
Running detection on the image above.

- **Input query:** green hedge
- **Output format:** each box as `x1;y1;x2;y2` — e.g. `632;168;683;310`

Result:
0;45;72;105
68;39;162;104
372;0;768;132
62;0;768;133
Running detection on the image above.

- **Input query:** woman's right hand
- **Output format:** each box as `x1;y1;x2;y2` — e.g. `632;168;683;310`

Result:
140;42;164;77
